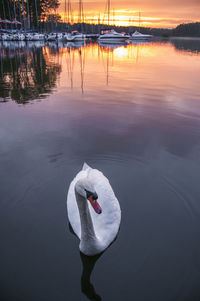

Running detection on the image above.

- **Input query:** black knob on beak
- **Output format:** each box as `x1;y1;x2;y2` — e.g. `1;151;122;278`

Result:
92;192;98;201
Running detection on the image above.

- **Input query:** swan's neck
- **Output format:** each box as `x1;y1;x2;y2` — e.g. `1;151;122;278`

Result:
75;192;97;242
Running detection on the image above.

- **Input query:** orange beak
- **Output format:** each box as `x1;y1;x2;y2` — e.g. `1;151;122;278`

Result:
88;195;102;214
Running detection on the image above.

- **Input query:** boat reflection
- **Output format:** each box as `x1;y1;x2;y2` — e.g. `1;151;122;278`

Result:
0;41;153;102
98;43;129;85
64;41;86;49
129;40;154;46
64;44;86;93
46;41;86;50
98;41;127;50
80;252;102;301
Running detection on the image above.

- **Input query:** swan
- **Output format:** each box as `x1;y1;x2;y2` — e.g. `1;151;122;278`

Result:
67;163;121;256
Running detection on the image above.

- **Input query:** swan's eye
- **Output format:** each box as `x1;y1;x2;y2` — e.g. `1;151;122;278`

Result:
85;189;92;199
85;189;98;201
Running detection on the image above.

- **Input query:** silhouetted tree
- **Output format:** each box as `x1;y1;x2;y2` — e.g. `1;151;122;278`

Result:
0;0;23;21
28;0;60;29
0;0;60;30
173;22;200;37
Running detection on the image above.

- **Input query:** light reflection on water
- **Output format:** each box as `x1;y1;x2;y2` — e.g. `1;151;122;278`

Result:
0;39;200;104
1;39;200;301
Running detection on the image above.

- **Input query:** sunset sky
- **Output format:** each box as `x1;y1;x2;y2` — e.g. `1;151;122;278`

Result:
58;0;200;28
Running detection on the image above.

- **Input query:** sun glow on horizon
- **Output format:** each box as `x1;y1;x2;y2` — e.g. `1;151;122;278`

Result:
57;1;200;28
59;11;177;28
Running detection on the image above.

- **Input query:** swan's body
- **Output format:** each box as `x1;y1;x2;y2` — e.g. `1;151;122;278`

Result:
67;163;121;256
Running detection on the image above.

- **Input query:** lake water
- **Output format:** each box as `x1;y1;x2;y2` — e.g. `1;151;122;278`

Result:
1;38;200;301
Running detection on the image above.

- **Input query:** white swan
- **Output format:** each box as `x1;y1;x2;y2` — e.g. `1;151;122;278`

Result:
67;163;121;256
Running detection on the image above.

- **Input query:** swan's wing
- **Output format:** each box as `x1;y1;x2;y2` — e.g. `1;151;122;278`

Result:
87;169;121;247
67;166;121;248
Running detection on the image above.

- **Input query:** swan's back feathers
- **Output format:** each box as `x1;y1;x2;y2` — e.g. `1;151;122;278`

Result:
67;164;121;250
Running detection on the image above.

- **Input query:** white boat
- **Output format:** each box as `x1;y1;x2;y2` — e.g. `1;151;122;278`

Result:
63;33;76;41
12;33;19;40
46;33;57;41
32;33;45;41
68;31;86;42
25;33;33;41
56;33;64;40
16;33;25;41
46;32;64;41
98;30;128;43
1;33;12;41
130;30;153;40
3;33;25;41
25;33;45;41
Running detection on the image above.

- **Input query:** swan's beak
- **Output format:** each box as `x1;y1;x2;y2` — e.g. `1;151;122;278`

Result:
88;196;102;214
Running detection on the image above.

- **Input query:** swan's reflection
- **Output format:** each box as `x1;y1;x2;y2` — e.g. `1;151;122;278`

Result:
69;222;102;300
80;252;102;301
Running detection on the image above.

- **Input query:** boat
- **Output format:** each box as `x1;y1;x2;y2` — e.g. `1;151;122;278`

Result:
0;33;13;41
67;31;86;42
130;30;153;40
98;0;128;44
46;33;58;41
31;33;45;41
98;29;128;43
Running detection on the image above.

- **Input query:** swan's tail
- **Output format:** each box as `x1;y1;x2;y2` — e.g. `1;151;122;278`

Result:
82;162;91;171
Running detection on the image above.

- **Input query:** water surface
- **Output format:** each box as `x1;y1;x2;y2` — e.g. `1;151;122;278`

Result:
1;38;200;301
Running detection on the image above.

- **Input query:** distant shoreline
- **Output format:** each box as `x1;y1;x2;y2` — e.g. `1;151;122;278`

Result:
0;21;199;38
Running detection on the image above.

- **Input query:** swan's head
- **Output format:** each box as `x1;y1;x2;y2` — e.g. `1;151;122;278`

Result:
75;178;102;214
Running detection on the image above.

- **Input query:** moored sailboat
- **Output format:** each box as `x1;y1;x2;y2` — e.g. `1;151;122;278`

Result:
98;0;128;43
130;30;153;40
98;29;128;43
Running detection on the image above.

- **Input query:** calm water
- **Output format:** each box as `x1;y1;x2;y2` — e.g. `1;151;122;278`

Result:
1;38;200;301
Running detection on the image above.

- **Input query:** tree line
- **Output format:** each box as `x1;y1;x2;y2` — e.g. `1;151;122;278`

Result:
173;22;200;37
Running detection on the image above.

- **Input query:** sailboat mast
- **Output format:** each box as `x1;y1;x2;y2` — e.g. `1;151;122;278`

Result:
108;0;110;26
7;0;12;21
139;11;141;28
54;0;57;32
21;0;26;30
64;0;66;23
17;0;22;25
78;0;84;32
79;0;81;23
113;8;115;26
13;0;17;21
34;0;38;29
67;0;70;24
82;1;84;23
2;0;6;20
27;0;30;30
